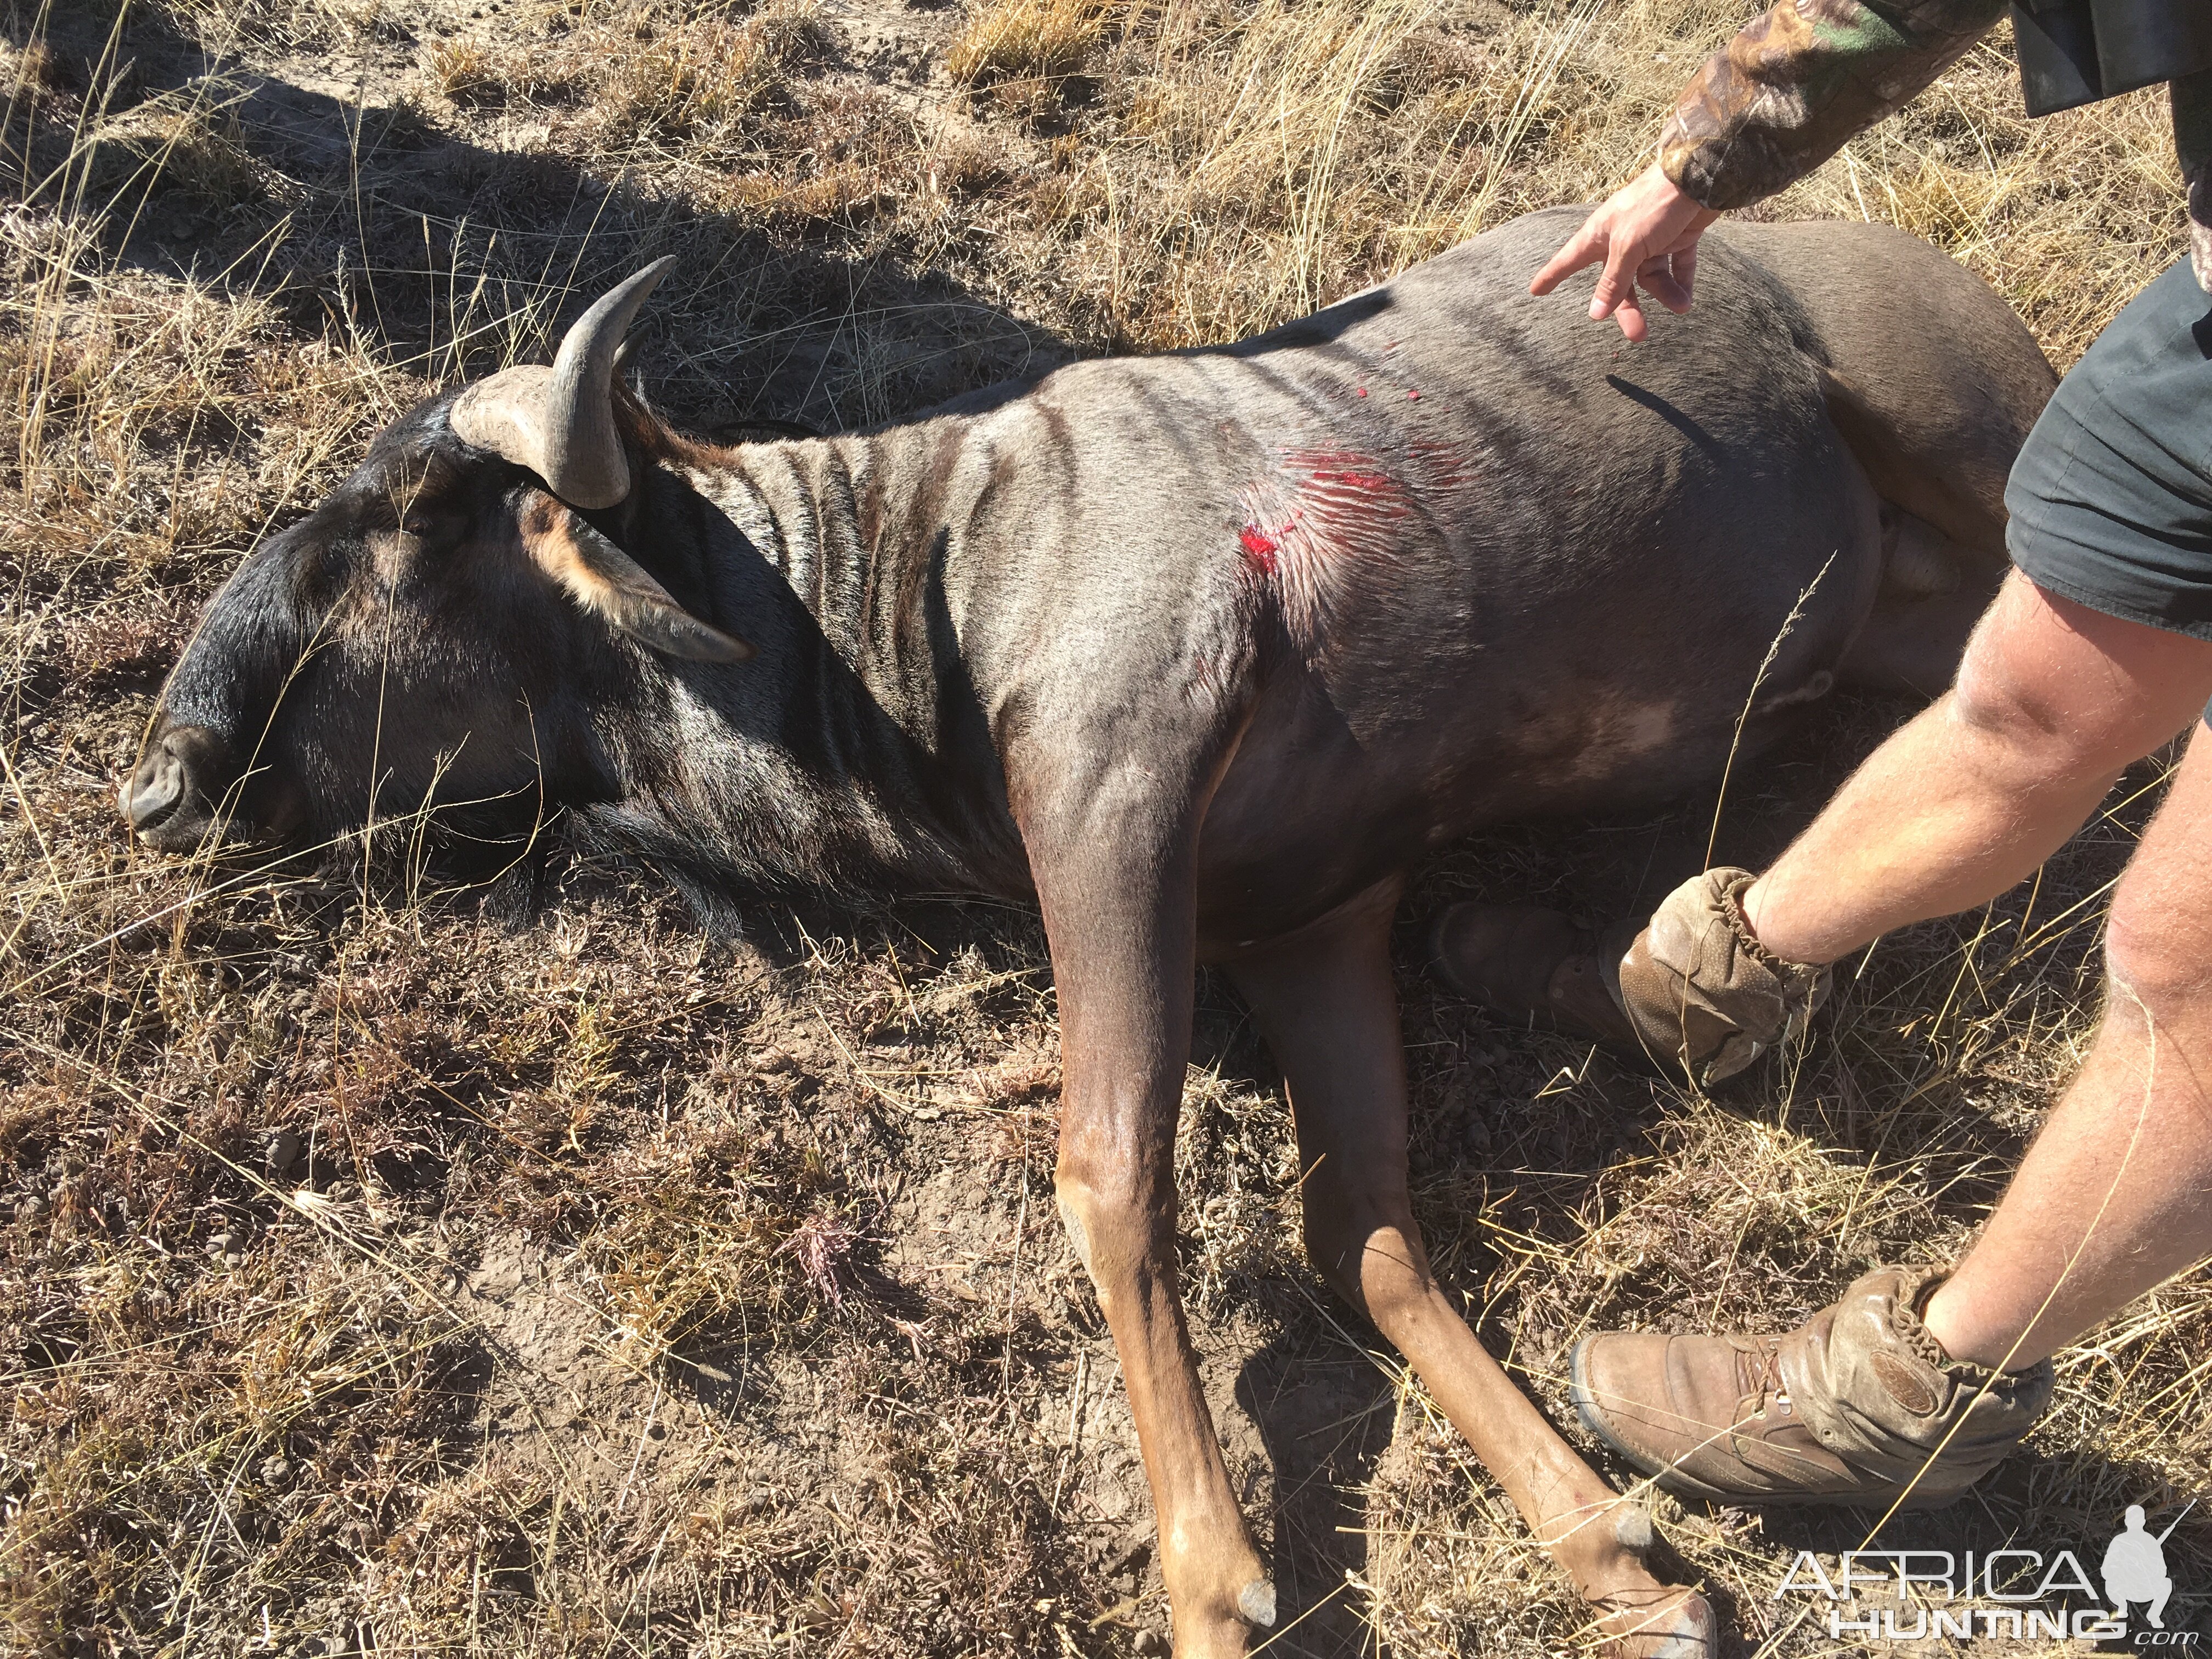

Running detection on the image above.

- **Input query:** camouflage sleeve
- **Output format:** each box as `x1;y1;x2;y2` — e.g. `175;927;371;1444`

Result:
1658;0;2010;210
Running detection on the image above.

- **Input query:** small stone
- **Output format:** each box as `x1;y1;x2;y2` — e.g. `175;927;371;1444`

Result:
1133;1632;1166;1655
266;1130;304;1179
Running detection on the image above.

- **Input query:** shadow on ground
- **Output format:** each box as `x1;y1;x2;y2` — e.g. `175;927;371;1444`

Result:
19;1;1073;434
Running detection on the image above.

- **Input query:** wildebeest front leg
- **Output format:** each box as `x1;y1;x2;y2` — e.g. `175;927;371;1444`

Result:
1227;882;1712;1658
1032;828;1273;1653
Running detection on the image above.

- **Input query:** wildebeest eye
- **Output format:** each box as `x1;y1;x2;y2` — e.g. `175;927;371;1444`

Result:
394;501;470;543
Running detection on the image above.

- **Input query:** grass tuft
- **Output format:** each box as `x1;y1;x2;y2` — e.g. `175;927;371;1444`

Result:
946;0;1120;89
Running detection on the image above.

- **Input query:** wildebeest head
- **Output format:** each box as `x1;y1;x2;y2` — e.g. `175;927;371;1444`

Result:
122;261;753;856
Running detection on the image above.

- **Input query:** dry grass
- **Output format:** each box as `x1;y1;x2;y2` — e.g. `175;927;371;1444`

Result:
945;0;1120;91
2;0;2208;1654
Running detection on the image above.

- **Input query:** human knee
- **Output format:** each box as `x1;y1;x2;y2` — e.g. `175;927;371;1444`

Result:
1949;648;2125;791
2104;881;2212;1018
1953;576;2209;783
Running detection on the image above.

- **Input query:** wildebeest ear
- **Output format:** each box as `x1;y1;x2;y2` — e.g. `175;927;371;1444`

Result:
518;495;756;663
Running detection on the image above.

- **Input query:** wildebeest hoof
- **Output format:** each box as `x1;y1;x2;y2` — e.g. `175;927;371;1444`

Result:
1611;1502;1656;1553
1237;1576;1277;1627
1596;1587;1713;1659
1172;1582;1273;1658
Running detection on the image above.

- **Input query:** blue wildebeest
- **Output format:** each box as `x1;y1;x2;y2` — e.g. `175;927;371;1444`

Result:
123;206;2055;1656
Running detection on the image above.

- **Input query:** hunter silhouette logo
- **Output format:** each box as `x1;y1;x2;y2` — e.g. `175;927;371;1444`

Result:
1773;1503;2198;1642
2105;1503;2189;1630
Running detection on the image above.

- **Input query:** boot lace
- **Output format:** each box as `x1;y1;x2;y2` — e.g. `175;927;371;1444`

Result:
1738;1334;1789;1418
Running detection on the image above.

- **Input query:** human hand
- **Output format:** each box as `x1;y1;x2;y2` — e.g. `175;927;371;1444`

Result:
1528;163;1720;342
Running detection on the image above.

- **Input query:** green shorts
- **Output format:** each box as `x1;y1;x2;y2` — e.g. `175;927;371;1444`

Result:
2006;257;2212;656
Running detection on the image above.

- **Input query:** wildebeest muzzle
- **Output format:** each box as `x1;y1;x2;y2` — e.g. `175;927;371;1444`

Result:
121;718;305;853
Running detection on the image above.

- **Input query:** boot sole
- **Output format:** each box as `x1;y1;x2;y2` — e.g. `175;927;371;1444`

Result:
1567;1338;1968;1513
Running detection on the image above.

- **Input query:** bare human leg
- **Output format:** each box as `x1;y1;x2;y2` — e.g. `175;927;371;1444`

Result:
1564;579;2212;1510
1920;721;2212;1369
1430;573;2212;1085
1741;571;2212;964
1733;570;2212;1367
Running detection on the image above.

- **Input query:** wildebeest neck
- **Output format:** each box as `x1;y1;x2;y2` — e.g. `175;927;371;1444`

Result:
577;421;1027;906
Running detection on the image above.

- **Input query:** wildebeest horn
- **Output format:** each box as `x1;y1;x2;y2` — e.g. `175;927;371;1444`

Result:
449;257;676;509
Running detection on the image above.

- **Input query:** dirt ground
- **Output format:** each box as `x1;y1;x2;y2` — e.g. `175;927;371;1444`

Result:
4;1;2211;1655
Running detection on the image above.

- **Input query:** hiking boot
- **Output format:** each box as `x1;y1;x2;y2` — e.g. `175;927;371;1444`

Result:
1428;867;1830;1085
1568;1265;2053;1508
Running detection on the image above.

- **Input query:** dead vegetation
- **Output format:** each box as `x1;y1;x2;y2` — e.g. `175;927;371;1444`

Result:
2;0;2207;1654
